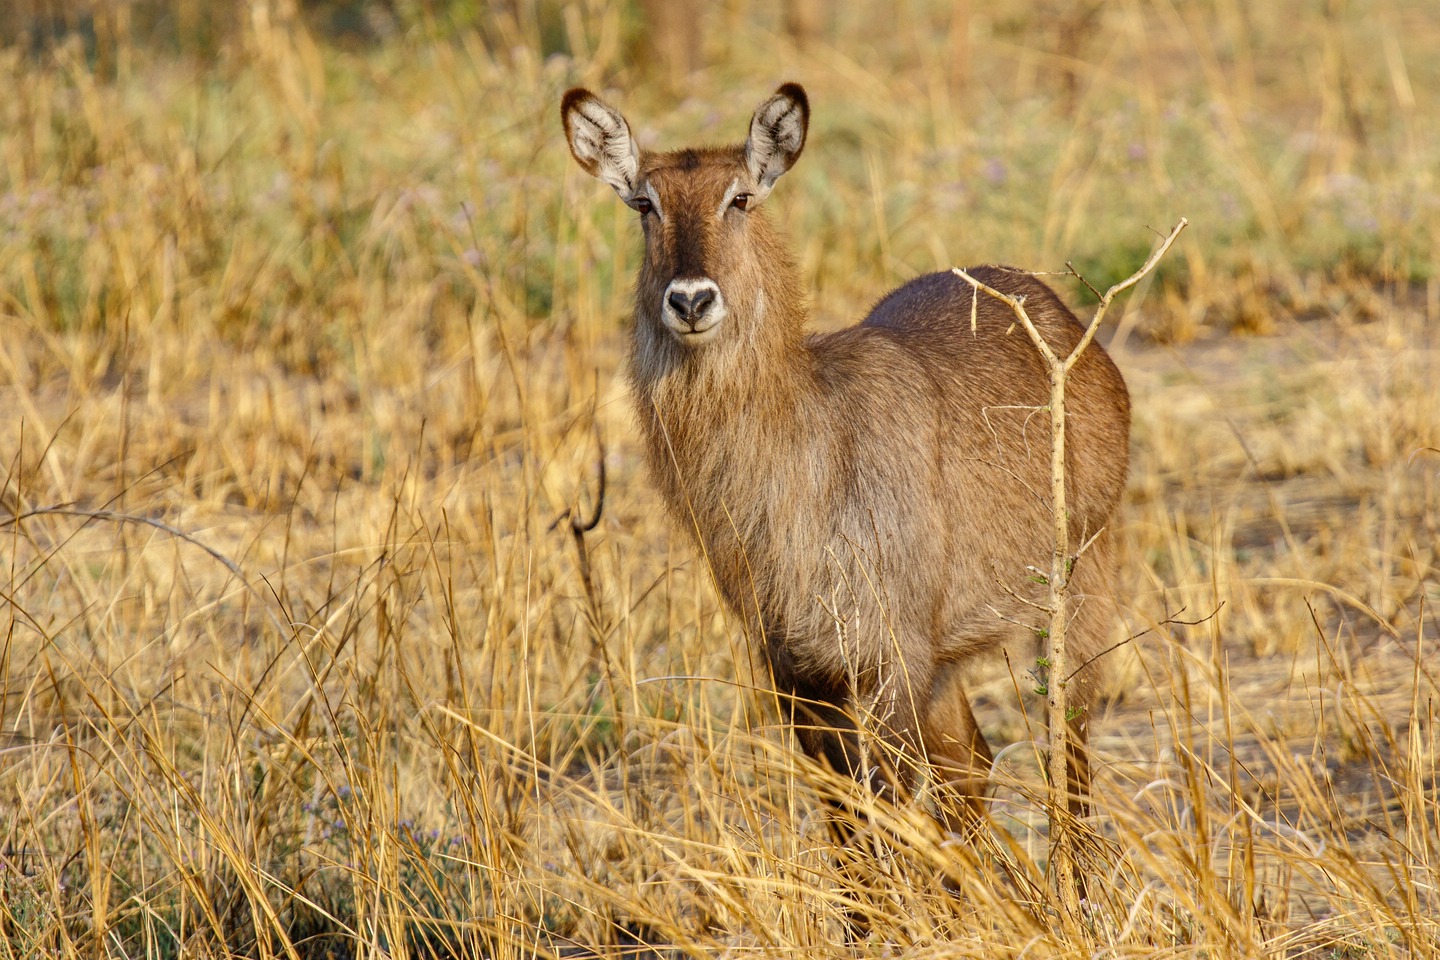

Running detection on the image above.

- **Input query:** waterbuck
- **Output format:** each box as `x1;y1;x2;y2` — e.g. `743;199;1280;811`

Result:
561;83;1130;835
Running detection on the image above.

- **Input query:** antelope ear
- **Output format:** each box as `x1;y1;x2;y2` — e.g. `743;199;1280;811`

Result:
561;88;642;197
745;83;809;201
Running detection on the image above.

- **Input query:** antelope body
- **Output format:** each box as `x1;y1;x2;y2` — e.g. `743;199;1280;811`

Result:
561;84;1130;828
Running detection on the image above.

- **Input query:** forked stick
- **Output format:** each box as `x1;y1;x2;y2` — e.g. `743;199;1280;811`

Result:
952;217;1187;918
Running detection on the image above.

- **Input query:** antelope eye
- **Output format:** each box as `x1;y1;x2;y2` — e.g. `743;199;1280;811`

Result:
633;196;653;215
731;193;751;211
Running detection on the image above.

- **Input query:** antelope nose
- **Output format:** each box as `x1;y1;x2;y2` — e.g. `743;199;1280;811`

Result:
662;279;725;342
667;287;715;324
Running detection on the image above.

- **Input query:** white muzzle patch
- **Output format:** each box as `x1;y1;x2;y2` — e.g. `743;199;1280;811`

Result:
661;278;726;345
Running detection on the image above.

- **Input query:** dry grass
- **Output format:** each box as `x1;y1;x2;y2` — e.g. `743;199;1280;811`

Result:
2;2;1437;957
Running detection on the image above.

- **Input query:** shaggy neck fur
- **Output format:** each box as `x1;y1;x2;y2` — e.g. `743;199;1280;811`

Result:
626;212;824;624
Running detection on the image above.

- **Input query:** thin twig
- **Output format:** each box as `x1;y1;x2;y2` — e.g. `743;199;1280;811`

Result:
5;505;292;639
1063;219;1188;374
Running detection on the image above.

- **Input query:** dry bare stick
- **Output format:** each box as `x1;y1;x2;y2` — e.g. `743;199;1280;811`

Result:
5;505;293;640
953;217;1187;917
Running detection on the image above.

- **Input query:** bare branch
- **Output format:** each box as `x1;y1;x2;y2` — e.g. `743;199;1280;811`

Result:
1073;525;1106;560
951;267;1059;368
1063;218;1188;374
1064;260;1104;302
5;506;292;639
953;218;1187;921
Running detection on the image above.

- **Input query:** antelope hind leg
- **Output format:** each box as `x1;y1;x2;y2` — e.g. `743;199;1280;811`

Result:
922;662;995;839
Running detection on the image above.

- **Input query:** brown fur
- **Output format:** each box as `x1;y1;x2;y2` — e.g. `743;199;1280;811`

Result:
562;85;1130;827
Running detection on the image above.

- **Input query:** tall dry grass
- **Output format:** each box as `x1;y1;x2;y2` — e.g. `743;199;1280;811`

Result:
2;2;1437;957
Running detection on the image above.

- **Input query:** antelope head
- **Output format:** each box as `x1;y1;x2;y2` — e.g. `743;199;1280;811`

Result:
561;84;810;351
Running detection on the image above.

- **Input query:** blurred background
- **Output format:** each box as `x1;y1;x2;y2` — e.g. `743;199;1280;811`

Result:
2;0;1436;345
